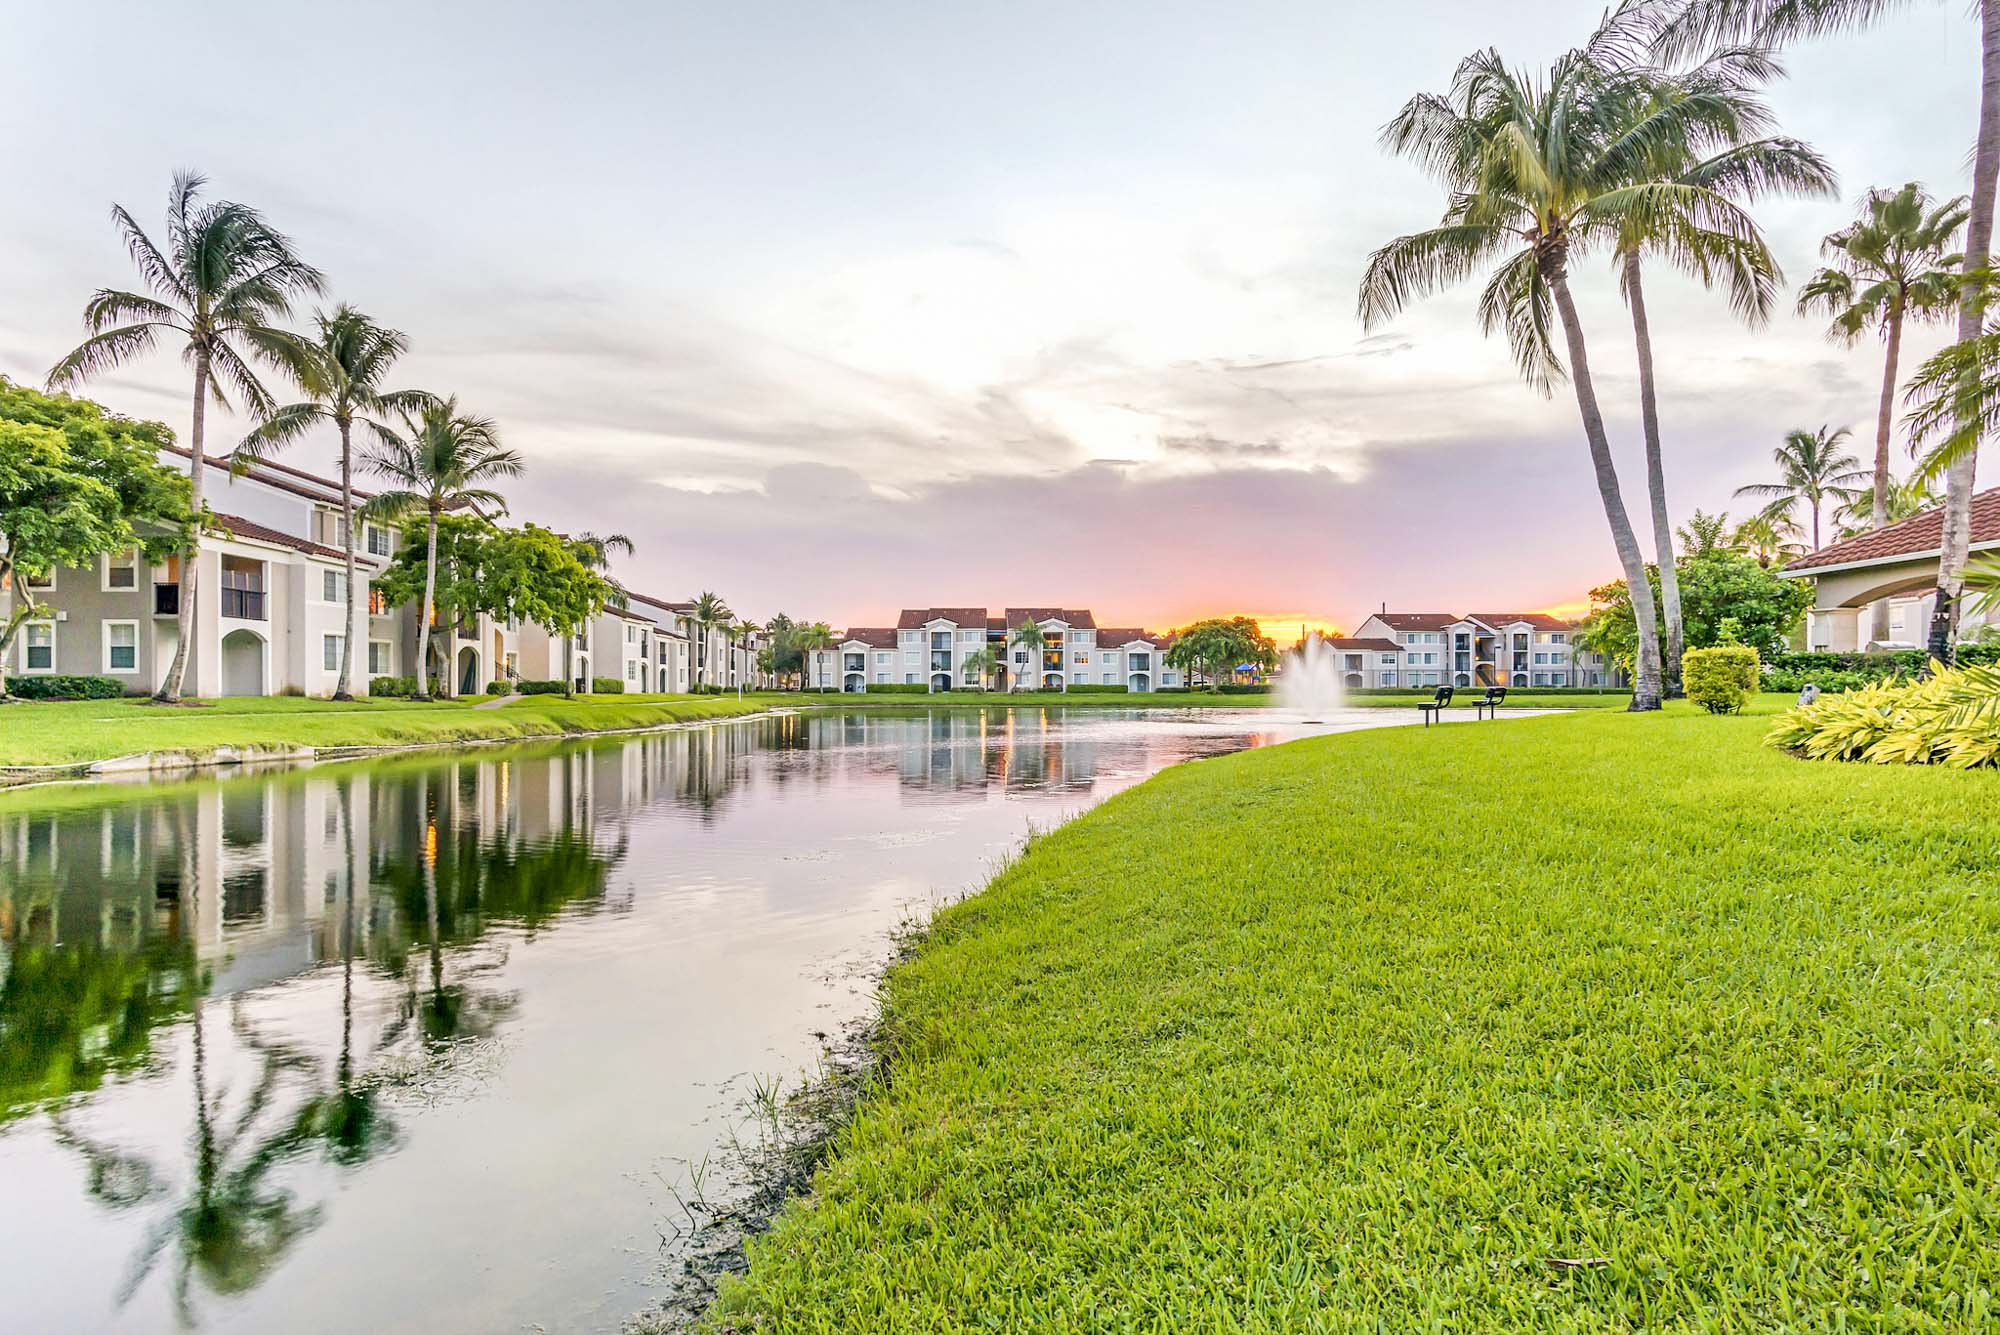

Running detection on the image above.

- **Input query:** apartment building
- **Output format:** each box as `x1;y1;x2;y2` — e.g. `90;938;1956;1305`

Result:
1346;610;1621;689
801;607;1183;692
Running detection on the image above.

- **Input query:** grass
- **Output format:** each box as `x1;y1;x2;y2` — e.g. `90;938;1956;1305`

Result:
714;702;2000;1331
0;692;782;769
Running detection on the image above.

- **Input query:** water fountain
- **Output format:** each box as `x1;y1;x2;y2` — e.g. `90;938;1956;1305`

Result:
1276;633;1347;721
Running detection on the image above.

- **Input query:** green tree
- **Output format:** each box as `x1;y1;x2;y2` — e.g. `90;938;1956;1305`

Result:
687;591;732;689
1658;0;2000;663
1732;509;1807;569
959;644;1000;691
233;305;430;700
761;612;801;685
794;621;838;690
0;380;195;698
566;532;633;695
1734;424;1868;551
46;170;323;701
1798;183;1965;638
362;398;520;699
1580;546;1812;668
1009;619;1047;691
1359;46;1739;710
1164;617;1277;690
1833;472;1940;539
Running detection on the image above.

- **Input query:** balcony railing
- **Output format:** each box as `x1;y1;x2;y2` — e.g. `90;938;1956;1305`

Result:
220;587;266;621
153;583;180;616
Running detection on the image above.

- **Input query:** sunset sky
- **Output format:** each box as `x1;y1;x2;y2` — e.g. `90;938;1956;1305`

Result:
0;1;1981;634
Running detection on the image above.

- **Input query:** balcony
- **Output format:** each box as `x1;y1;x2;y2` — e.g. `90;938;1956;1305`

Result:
219;587;266;621
152;583;180;617
930;653;954;673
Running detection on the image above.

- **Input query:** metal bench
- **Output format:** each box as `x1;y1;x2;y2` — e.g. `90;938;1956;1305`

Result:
1473;686;1507;720
1418;685;1454;726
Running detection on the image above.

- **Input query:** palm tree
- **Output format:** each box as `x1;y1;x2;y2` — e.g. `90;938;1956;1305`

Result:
362;398;520;700
1010;619;1046;691
959;645;1000;691
566;532;632;696
1359;46;1742;709
1799;183;1966;637
233;306;430;700
1677;508;1738;558
1732;510;1807;568
733;619;761;691
1734;425;1868;551
1833;471;1941;538
46;170;323;701
1585;23;1835;696
795;622;838;690
687;591;732;690
1656;0;2000;662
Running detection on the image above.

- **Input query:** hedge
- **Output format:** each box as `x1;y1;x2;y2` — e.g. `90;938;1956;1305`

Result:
484;680;512;696
591;677;625;695
516;679;566;696
1063;684;1130;694
6;674;125;700
866;683;932;695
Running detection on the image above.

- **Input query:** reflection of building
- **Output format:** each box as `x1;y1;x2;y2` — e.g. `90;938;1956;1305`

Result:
802;607;1183;693
1348;610;1623;689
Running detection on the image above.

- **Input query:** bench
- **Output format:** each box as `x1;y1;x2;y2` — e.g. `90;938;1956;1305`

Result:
1473;686;1507;720
1418;685;1454;726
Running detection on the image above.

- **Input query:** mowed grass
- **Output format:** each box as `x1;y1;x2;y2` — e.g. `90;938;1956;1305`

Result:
716;706;2000;1332
0;692;781;768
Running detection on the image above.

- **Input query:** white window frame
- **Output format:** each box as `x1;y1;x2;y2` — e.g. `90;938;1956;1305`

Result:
23;567;55;592
21;620;56;674
323;633;344;673
101;549;139;593
319;569;347;605
368;639;392;676
102;619;140;675
365;523;392;558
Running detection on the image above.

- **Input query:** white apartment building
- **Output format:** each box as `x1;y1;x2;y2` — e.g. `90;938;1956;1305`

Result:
1347;610;1621;689
801;607;1182;692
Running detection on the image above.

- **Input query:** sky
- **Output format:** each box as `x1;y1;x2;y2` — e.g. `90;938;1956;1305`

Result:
0;0;1982;638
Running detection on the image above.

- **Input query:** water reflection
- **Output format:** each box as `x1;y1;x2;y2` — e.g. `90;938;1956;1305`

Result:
0;707;1335;1333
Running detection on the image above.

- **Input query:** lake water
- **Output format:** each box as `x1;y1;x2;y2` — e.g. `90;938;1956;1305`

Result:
0;705;1422;1333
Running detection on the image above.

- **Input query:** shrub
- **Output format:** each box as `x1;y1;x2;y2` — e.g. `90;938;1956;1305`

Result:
591;677;625;695
1216;683;1272;695
1064;684;1129;694
484;680;512;696
368;675;417;697
1684;645;1759;714
1767;659;2000;767
7;674;125;700
516;679;566;696
865;683;931;695
1155;686;1192;694
949;686;992;694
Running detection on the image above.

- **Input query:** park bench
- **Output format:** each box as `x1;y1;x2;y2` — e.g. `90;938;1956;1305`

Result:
1418;685;1454;726
1473;686;1507;720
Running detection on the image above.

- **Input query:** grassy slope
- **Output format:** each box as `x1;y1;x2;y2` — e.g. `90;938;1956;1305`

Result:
717;704;2000;1331
0;692;779;767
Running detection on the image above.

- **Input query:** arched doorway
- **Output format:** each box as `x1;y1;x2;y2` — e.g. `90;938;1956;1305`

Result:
1454;673;1471;688
929;672;952;693
1126;672;1150;693
574;653;590;694
843;672;865;693
220;628;266;697
457;646;481;697
1344;672;1363;688
1042;672;1064;690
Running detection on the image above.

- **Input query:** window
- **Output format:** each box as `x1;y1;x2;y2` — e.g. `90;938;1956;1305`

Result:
1549;632;1567;644
323;634;344;672
899;630;921;646
874;651;890;666
322;570;347;603
367;588;389;616
23;622;53;672
103;550;138;591
1381;671;1396;687
366;524;391;557
904;672;916;684
23;568;54;591
626;660;639;681
1379;654;1395;666
961;629;981;642
902;650;920;665
1070;631;1091;644
103;620;138;673
368;641;391;675
1072;652;1090;665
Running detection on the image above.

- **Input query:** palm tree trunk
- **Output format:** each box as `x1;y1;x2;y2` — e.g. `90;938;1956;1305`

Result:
1624;252;1684;698
1547;256;1663;710
414;508;438;702
1931;0;2000;663
158;355;207;702
1869;301;1905;644
1811;501;1821;553
334;418;358;701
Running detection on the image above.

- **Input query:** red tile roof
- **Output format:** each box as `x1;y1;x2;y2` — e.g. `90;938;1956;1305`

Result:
895;606;988;629
1467;611;1570;631
1322;637;1402;652
1372;611;1460;632
1095;628;1163;646
1003;607;1096;628
625;591;695;616
841;627;897;648
1785;486;2000;573
207;512;348;562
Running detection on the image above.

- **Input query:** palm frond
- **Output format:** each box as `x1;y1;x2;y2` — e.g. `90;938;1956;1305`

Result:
46;325;166;390
1358;224;1519;327
1475;247;1564;391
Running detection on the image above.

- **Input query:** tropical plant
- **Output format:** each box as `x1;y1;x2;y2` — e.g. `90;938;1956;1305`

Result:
1833;472;1940;539
233;306;429;699
1731;509;1806;568
794;621;839;690
1657;0;2000;663
1676;508;1737;558
687;591;732;690
362;398;519;700
1358;44;1747;709
1163;617;1277;689
1009;619;1047;690
1682;643;1760;713
958;644;1001;691
566;532;632;695
1734;425;1867;550
46;170;324;700
1767;657;2000;767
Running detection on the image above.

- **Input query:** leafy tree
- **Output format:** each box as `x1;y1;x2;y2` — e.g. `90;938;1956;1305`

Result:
687;591;732;689
1359;45;1742;709
792;621;838;689
761;612;801;684
362;398;520;699
0;380;195;698
1734;424;1868;550
959;644;1001;691
46;170;323;701
1009;619;1047;690
1833;472;1939;538
565;532;633;695
1164;617;1277;689
1732;510;1807;569
1580;546;1813;669
1676;509;1736;559
233;305;430;699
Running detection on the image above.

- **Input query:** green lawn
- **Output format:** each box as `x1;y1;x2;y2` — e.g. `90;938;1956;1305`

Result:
715;704;2000;1331
0;692;782;769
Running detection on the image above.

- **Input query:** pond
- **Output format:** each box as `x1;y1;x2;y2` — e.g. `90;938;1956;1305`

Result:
0;705;1405;1333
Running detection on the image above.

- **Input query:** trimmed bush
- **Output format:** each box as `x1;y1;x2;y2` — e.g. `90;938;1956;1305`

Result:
692;682;725;695
1155;686;1192;694
1064;684;1129;694
1216;683;1272;695
516;679;566;696
1768;659;2000;767
591;677;625;695
484;680;512;696
866;683;932;695
7;674;125;700
1684;645;1759;714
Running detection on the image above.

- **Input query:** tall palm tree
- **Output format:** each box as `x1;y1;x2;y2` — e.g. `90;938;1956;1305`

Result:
687;591;732;690
233;306;431;700
362;398;520;700
1585;22;1836;695
795;622;838;690
46;170;323;701
566;532;632;696
1010;619;1046;691
1798;183;1966;636
1734;424;1868;551
733;619;761;690
1657;0;2000;662
1732;510;1807;568
959;644;1000;691
1359;47;1745;709
1833;471;1941;539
